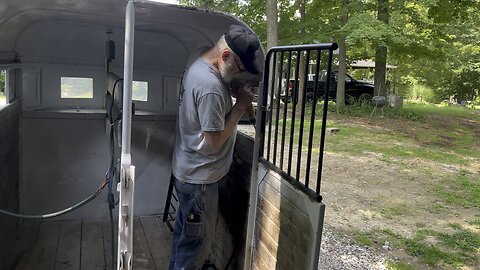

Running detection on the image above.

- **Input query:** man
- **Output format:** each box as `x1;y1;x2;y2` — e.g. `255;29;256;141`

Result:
169;25;261;270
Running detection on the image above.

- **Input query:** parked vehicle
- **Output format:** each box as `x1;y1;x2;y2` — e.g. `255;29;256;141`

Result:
284;70;374;104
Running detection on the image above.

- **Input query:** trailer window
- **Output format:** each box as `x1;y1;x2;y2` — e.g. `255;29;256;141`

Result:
132;81;148;101
61;77;93;99
0;70;5;105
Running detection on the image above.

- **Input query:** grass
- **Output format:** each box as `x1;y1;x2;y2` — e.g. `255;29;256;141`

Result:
434;172;480;208
385;260;416;270
331;102;425;122
265;102;480;269
380;203;408;219
325;104;479;165
270;102;479;166
375;226;480;268
351;230;375;246
349;225;478;269
332;104;480;269
404;103;480;120
467;216;480;228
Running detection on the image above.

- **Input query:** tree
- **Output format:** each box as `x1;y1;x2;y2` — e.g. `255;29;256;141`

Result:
388;0;480;102
266;0;278;49
266;0;280;101
374;0;389;97
178;0;480;104
336;0;349;110
297;0;306;106
178;0;239;12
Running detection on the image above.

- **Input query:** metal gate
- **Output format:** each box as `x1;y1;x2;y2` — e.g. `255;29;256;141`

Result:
245;43;338;270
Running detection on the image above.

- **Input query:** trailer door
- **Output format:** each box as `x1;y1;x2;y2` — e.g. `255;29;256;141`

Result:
245;43;338;270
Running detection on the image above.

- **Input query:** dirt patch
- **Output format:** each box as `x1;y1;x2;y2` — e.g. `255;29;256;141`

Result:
458;117;480;141
237;112;480;269
321;152;477;230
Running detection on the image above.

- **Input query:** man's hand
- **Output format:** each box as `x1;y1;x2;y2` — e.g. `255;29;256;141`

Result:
235;84;254;111
203;84;254;150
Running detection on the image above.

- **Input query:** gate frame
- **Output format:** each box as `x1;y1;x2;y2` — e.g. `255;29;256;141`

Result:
244;43;338;270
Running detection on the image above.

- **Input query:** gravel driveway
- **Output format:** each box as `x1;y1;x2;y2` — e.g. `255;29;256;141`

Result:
319;226;388;270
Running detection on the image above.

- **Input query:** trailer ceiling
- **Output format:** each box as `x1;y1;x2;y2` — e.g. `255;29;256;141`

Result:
0;0;251;62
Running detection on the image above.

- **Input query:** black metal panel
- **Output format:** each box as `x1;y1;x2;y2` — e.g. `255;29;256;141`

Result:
258;43;338;201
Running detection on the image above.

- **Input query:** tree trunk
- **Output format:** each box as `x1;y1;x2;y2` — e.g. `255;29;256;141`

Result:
266;0;278;100
297;0;306;106
266;0;278;49
336;0;348;111
374;0;389;97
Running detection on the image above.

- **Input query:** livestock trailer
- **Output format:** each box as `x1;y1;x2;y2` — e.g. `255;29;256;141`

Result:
0;0;336;269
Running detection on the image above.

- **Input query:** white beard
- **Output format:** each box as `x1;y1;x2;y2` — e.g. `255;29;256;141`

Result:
220;59;236;83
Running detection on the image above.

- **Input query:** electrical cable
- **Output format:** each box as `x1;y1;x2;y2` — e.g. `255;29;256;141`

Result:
0;178;109;219
0;77;124;267
109;78;123;123
106;77;123;270
0;76;123;267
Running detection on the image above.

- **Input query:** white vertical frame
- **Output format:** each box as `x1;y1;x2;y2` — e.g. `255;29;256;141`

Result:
117;0;136;269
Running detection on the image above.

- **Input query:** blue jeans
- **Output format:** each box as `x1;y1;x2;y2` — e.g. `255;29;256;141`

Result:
169;177;220;270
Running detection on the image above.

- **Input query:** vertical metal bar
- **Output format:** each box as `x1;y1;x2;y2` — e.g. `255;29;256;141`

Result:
280;52;292;170
305;50;322;188
244;48;273;270
273;52;284;166
118;1;135;269
162;174;175;223
121;5;134;158
295;50;310;182
266;52;277;161
287;51;301;176
316;49;335;195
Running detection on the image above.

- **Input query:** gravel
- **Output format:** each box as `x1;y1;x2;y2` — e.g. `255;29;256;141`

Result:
318;225;388;270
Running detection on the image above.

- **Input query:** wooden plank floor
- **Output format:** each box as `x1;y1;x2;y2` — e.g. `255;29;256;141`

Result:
15;215;173;270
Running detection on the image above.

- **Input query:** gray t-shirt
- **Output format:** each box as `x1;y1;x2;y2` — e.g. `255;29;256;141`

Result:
172;57;236;184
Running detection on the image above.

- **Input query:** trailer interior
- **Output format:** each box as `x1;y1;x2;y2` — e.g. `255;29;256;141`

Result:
0;0;335;269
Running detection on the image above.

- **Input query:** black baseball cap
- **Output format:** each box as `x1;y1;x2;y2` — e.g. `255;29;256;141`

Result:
225;25;261;74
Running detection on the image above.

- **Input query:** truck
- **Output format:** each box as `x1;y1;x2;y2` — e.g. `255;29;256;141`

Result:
285;70;374;104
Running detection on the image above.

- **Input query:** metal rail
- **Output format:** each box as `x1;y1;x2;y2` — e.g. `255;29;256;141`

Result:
259;43;337;200
117;1;136;269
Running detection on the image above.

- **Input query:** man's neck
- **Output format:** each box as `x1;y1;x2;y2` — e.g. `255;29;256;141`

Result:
201;48;220;71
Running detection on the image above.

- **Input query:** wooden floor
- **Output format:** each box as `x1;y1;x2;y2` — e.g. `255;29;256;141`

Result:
15;215;173;270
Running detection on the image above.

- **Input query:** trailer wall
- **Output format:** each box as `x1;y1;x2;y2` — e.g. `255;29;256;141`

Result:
0;101;21;269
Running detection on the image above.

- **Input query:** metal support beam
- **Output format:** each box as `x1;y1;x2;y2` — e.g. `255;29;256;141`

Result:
243;50;271;270
117;1;135;269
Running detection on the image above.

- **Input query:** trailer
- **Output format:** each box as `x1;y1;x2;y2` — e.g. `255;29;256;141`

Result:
0;0;336;269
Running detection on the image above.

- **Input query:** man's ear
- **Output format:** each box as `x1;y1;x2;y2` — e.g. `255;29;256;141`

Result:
221;50;231;61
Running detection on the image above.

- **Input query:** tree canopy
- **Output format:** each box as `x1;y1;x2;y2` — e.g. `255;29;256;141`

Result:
179;0;480;103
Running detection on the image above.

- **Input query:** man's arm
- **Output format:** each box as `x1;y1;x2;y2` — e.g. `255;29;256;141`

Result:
203;85;253;149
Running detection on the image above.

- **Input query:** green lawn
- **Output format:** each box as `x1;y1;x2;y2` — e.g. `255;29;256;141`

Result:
326;103;480;269
271;103;479;166
268;102;479;269
325;103;479;165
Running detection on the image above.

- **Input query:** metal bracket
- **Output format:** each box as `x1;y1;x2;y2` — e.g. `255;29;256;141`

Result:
123;168;129;188
118;251;133;270
117;165;135;270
